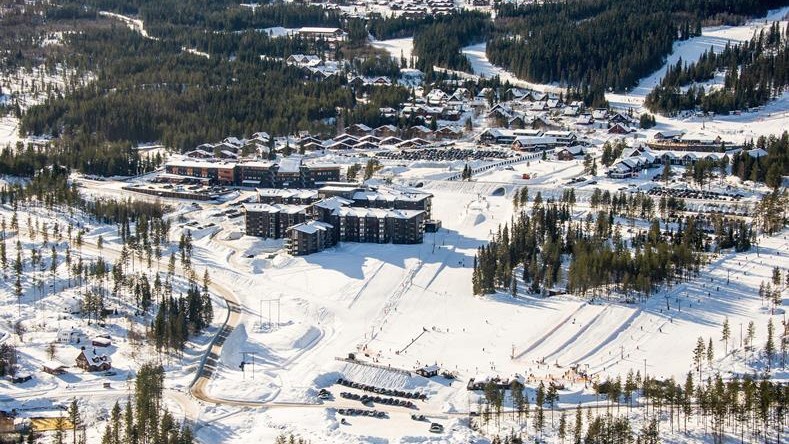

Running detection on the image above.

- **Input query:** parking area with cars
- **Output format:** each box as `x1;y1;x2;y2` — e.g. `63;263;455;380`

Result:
376;147;515;162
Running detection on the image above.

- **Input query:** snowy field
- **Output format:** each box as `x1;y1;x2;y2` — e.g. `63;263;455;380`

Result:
371;37;414;66
58;170;789;442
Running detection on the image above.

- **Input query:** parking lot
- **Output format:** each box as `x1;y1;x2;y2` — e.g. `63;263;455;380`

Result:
376;147;515;161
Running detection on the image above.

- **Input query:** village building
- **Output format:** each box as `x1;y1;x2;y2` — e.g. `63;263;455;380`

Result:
42;360;67;375
415;364;440;378
556;145;585;160
75;348;112;372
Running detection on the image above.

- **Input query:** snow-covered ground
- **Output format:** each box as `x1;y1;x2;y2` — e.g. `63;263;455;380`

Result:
371;37;414;66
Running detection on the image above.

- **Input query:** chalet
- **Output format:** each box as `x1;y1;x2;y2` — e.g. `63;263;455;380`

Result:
426;89;448;105
450;88;471;101
184;149;213;159
556;145;585;160
435;126;462;140
508;115;527;129
325;140;354;150
298;135;322;148
409;125;433;139
608;123;634;134
607;152;658;179
575;114;594;126
653;130;684;141
250;131;270;144
395;138;429;149
478;128;516;145
352;141;379;150
609;113;637;125
415;364;440;378
302;142;324;152
379;136;403;146
345;124;373;137
358;135;381;144
374;125;398;138
333;134;359;144
286;54;321;67
75;348;112;372
527;101;549;112
747;148;768;158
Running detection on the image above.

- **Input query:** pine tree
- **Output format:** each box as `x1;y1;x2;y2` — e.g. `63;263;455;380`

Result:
707;337;714;366
54;416;65;444
558;411;567;444
573;404;583;444
68;399;80;444
747;321;756;349
693;337;706;380
722;317;731;354
765;318;775;370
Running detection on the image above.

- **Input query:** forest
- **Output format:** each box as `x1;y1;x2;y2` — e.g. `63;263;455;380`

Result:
486;0;788;100
729;132;789;188
473;368;788;444
411;11;490;74
471;187;763;299
645;22;789;114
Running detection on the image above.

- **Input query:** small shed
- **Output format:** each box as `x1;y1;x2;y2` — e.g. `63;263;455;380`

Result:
91;337;112;348
415;364;440;378
42;360;67;375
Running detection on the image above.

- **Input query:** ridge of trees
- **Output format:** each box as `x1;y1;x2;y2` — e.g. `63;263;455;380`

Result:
645;22;789;114
486;0;788;100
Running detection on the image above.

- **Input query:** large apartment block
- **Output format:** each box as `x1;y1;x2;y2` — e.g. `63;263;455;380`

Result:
244;185;433;255
243;203;309;238
164;156;340;188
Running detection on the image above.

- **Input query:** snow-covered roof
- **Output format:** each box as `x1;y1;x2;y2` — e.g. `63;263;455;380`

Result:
166;159;237;169
314;196;354;211
336;207;424;219
513;136;557;146
42;360;66;370
278;157;302;173
290;220;333;234
256;188;318;200
243;203;307;214
747;148;768;158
